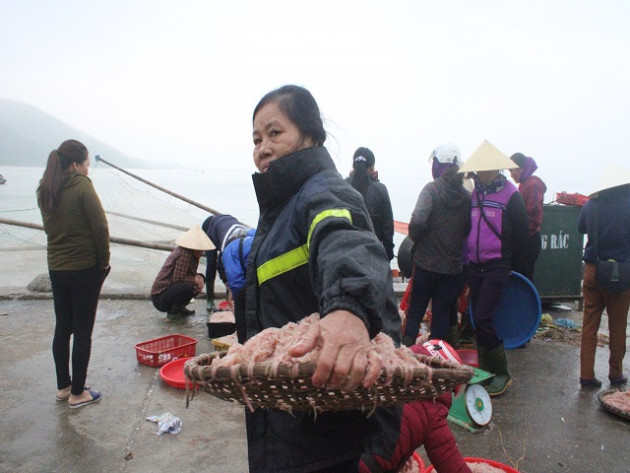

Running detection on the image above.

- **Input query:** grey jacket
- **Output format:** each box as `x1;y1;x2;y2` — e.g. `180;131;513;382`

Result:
409;170;471;274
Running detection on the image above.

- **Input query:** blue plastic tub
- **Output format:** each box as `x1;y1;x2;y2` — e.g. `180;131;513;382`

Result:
469;271;542;349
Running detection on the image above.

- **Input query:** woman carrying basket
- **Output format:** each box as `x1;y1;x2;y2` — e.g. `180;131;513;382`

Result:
245;85;402;472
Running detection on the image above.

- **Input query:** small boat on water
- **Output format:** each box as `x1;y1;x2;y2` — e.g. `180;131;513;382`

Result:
0;174;6;184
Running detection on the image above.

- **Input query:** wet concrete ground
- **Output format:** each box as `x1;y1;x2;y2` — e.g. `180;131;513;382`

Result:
0;294;628;473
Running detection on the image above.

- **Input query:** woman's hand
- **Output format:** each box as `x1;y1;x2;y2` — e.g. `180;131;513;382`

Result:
289;310;382;392
194;274;205;292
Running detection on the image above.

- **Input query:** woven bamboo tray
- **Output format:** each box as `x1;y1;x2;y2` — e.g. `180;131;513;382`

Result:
184;352;473;412
598;388;630;421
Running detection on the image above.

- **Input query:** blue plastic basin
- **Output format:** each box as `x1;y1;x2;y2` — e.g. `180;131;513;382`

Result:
469;271;542;349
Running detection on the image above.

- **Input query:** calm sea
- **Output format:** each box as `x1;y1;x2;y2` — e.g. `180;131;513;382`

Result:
0;165;415;290
0;165;418;233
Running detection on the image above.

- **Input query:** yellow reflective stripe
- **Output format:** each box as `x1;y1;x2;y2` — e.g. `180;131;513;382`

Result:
257;209;353;285
257;244;309;285
307;208;353;249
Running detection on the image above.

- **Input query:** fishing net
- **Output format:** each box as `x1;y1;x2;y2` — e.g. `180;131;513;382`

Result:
0;163;256;295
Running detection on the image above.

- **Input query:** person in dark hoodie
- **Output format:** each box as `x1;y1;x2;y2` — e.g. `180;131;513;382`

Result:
201;214;249;311
402;143;471;348
347;147;395;260
510;152;547;282
202;214;254;343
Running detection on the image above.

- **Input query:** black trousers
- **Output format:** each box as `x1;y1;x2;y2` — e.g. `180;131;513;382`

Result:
151;282;195;313
49;266;108;395
467;265;511;349
404;265;461;341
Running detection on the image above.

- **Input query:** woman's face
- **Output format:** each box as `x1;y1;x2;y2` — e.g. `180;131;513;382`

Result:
509;167;522;183
252;101;313;173
72;156;90;176
477;170;499;185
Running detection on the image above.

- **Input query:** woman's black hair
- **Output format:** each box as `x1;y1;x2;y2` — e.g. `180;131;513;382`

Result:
38;139;88;213
349;147;375;197
253;85;326;147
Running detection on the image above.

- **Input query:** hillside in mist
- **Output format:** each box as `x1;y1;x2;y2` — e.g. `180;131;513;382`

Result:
0;99;145;168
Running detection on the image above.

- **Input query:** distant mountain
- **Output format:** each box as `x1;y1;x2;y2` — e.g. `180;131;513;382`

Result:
0;99;146;168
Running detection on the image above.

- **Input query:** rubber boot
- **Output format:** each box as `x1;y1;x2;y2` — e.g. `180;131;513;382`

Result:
485;343;512;397
445;325;459;349
402;334;416;347
477;346;493;386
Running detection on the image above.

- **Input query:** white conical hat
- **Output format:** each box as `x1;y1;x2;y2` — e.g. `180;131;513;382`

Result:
175;225;215;251
589;163;630;197
458;140;517;173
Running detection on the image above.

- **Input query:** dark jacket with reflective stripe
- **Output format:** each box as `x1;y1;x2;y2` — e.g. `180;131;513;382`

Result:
244;146;402;473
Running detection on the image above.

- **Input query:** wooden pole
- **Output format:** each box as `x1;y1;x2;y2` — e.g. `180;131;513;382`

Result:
0;217;175;252
94;155;223;216
105;211;189;231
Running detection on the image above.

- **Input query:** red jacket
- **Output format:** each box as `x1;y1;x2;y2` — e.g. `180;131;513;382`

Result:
359;346;471;473
519;175;546;236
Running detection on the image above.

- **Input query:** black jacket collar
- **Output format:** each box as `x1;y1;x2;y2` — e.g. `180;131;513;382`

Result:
252;147;337;210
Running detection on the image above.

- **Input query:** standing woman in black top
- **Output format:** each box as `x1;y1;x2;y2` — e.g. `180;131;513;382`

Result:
349;147;395;260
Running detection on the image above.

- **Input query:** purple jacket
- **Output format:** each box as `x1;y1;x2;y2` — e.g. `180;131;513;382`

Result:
467;178;529;266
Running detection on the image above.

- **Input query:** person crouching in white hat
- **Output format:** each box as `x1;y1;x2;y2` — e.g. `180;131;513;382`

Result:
151;225;215;323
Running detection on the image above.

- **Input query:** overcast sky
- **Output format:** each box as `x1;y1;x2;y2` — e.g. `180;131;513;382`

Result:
2;0;629;197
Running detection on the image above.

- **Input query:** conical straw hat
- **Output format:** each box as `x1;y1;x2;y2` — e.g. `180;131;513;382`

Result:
175;225;215;251
458;140;517;173
589;163;630;197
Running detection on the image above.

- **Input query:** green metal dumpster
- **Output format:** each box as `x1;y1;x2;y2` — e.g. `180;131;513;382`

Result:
532;204;584;303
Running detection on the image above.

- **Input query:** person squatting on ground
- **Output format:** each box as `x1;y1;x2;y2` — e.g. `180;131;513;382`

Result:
201;214;250;312
151;225;214;323
402;143;471;348
37;139;110;409
458;141;529;397
246;84;402;473
347;147;396;260
359;341;472;473
509;152;547;282
577;165;630;389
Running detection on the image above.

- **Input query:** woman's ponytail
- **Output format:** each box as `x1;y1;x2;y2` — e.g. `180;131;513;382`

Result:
37;140;88;213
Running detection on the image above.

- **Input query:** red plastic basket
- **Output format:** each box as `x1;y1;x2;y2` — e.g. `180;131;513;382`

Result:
134;334;198;367
556;192;589;207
